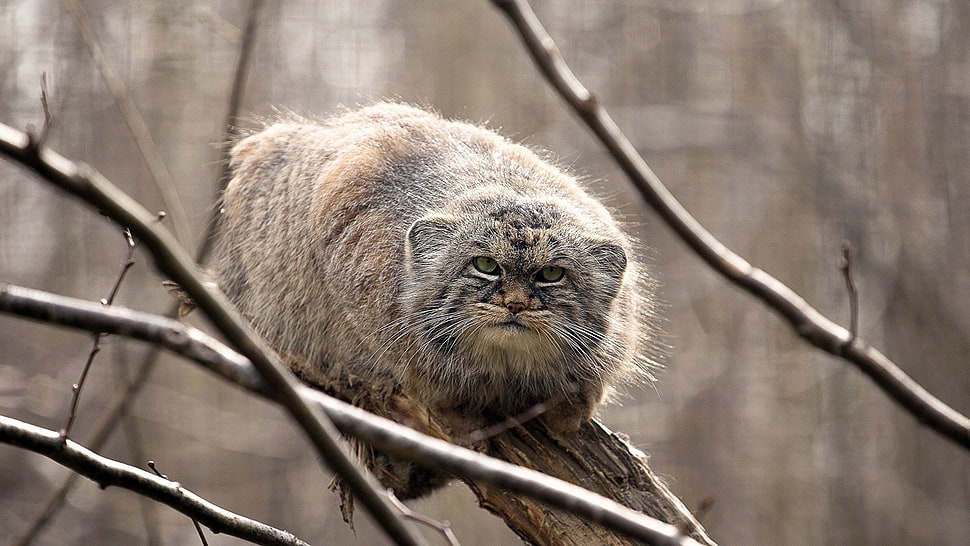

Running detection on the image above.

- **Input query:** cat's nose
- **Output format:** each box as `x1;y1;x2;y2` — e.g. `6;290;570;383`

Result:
506;301;526;314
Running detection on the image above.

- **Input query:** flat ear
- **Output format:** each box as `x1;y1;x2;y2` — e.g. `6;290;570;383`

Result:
405;214;459;269
588;240;628;282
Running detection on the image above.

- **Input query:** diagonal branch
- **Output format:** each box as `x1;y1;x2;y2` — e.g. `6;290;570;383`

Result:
0;282;711;546
0;414;308;546
490;0;970;451
196;0;264;263
0;123;427;546
61;0;194;250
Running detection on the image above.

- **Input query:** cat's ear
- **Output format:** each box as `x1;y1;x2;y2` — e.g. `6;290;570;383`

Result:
406;214;459;268
588;240;628;282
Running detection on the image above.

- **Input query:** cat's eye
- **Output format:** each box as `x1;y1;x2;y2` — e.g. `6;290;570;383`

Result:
536;265;565;283
472;256;500;275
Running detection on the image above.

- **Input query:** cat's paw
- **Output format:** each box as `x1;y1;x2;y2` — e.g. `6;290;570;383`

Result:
541;386;602;434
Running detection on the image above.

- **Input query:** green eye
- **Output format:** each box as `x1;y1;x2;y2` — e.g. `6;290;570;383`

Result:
537;265;565;283
472;256;500;275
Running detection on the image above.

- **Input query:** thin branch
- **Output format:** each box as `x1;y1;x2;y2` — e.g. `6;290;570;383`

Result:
35;72;53;147
455;388;569;446
0;282;265;392
194;7;245;44
13;345;157;546
0;415;309;546
60;333;101;438
19;5;259;535
61;0;193;249
387;490;461;546
490;0;970;451
0;282;709;546
61;227;138;439
148;461;209;546
114;353;163;544
21;0;262;528
0;122;426;546
195;0;264;263
838;240;858;349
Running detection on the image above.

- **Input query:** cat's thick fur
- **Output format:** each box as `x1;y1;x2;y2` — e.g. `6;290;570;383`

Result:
216;103;660;432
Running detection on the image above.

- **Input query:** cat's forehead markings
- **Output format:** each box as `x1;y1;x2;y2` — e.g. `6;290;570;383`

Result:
487;203;560;229
522;230;536;246
506;228;555;254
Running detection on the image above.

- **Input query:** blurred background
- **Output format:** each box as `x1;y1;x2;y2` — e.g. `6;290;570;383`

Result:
1;1;968;544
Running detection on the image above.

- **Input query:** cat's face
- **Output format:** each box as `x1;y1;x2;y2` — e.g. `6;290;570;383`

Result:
402;198;628;379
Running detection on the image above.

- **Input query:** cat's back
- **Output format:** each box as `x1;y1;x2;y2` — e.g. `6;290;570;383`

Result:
227;103;599;220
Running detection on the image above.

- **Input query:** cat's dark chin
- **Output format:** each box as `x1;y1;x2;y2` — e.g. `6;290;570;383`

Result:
497;320;529;332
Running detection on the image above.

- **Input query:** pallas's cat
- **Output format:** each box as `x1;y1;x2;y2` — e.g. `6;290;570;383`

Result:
216;103;661;433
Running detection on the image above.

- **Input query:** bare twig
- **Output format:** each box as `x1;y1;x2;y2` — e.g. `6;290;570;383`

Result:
114;353;163;544
456;388;570;446
36;72;53;147
61;0;193;249
0;415;308;546
490;0;970;451
0;282;709;546
60;336;100;439
838;240;859;349
61;227;138;439
0;288;263;394
387;490;461;546
196;0;263;263
0;122;426;546
220;0;262;185
194;7;245;44
21;0;261;527
149;461;209;546
13;346;157;546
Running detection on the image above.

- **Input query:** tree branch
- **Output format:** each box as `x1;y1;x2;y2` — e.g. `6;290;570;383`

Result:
0;283;265;393
195;0;264;263
12;351;156;546
0;282;711;546
62;0;194;249
0;414;309;546
17;8;263;529
0;122;427;546
490;0;970;451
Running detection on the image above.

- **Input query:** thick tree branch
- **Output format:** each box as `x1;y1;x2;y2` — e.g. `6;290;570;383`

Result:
0;282;711;546
0;415;308;546
490;0;970;451
0;123;427;546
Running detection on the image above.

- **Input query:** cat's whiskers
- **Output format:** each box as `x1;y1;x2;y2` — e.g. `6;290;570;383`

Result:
367;308;447;369
369;307;482;380
546;320;623;378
